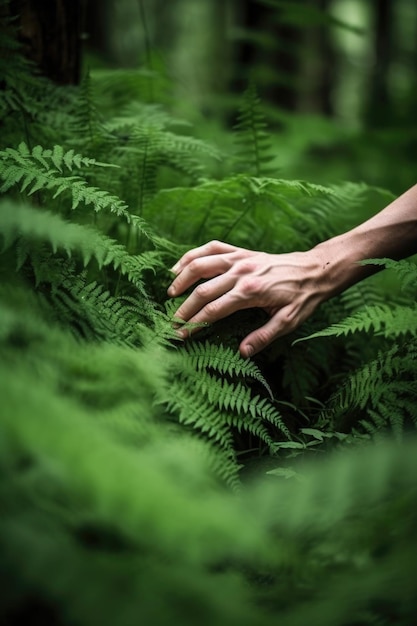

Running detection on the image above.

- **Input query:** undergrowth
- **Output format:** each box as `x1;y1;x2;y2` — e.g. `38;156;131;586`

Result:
1;4;417;625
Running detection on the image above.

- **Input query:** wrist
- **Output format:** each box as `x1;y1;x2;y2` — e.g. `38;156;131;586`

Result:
311;232;370;300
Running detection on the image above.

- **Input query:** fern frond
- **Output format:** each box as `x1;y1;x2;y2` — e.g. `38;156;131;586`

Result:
164;383;236;449
161;382;242;488
0;142;130;218
190;370;289;438
234;83;275;177
70;70;102;144
297;303;417;341
329;346;404;412
361;257;417;291
181;340;273;398
320;343;417;436
365;392;417;441
164;378;279;485
144;175;376;253
50;277;155;344
102;101;222;208
0;200;157;290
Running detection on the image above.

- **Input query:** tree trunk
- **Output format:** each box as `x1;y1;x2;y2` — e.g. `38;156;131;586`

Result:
365;0;394;127
229;0;303;112
10;0;83;84
315;0;336;116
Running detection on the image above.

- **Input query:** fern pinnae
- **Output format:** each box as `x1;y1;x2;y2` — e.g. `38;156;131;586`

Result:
70;69;103;146
0;200;157;294
361;257;417;294
321;343;417;435
196;370;290;439
168;386;235;449
55;278;149;345
234;83;274;177
296;302;417;343
182;340;274;399
0;142;131;220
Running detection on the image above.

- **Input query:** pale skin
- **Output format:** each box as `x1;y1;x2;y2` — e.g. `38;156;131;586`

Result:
167;184;417;358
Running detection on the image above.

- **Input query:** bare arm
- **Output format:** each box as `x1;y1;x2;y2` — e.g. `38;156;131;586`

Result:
167;185;417;357
314;184;417;296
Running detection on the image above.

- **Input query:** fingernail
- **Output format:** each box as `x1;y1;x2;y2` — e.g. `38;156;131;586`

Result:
245;345;253;357
167;286;175;296
170;263;180;274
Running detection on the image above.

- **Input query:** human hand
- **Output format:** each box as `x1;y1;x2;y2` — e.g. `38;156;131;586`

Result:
167;240;328;357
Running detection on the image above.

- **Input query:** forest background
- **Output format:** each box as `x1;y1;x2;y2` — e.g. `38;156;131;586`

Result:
1;1;417;625
84;0;417;193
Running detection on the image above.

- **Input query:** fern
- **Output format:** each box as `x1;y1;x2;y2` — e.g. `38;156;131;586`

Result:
317;344;417;438
3;343;417;626
234;83;275;176
50;277;156;345
181;340;273;397
297;302;417;340
162;342;291;477
0;142;131;216
70;70;102;145
362;257;417;291
100;101;222;213
0;199;163;290
185;370;288;438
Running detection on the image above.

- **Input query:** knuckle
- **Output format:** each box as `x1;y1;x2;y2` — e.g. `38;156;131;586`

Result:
194;282;210;299
188;259;202;275
238;277;259;297
207;239;221;250
235;259;255;275
204;300;219;317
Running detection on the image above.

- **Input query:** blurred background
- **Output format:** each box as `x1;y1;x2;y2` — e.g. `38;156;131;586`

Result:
10;0;417;193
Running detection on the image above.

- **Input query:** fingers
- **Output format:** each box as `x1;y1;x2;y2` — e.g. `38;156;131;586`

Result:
178;287;254;337
170;240;237;275
174;273;235;322
239;305;297;357
168;253;234;297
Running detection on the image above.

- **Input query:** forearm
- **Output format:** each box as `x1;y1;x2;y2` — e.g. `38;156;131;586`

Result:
314;184;417;299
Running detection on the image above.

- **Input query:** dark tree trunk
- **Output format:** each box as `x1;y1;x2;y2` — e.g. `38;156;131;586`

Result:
229;0;265;96
229;0;303;112
365;0;394;127
84;0;109;60
10;0;83;84
315;0;336;116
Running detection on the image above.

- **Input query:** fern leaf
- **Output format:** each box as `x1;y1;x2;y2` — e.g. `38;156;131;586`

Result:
320;343;417;437
181;340;273;398
0;142;128;219
297;303;417;342
361;257;417;291
0;199;156;291
234;83;275;177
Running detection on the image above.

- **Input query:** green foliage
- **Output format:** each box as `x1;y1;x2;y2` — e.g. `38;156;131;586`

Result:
300;259;417;439
0;142;129;216
1;8;417;626
233;83;275;176
162;341;290;487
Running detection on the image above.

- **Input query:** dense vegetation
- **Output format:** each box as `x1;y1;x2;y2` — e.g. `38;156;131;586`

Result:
1;2;417;624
